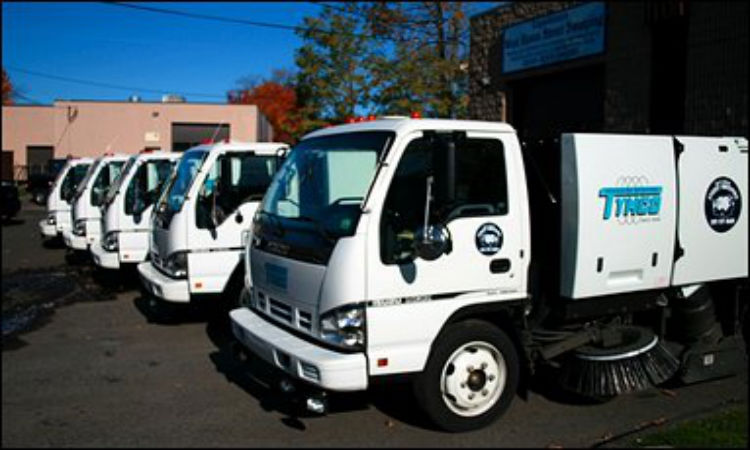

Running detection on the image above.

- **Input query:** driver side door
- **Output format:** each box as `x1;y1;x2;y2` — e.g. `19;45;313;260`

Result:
367;131;527;304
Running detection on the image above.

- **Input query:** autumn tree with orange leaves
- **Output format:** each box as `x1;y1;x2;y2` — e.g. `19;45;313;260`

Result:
228;69;318;144
2;68;14;105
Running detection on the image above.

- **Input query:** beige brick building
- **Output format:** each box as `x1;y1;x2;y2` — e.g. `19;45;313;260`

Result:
1;99;274;181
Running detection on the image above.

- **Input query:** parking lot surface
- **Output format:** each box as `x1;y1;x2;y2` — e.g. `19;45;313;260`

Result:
2;202;748;447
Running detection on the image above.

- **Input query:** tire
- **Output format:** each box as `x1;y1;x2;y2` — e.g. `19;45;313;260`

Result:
413;319;520;432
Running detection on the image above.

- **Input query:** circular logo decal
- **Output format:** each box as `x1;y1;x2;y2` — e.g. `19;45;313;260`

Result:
475;223;503;256
705;177;741;233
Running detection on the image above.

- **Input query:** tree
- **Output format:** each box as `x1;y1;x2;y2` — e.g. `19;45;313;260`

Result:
361;2;470;118
2;68;14;106
294;3;374;123
228;80;301;144
295;2;470;119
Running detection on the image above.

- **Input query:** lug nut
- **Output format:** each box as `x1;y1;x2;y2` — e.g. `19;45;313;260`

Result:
482;389;488;396
467;365;474;372
460;382;466;388
488;374;495;382
468;393;475;400
481;362;487;369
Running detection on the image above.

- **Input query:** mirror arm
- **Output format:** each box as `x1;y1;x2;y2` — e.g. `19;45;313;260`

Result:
422;175;434;243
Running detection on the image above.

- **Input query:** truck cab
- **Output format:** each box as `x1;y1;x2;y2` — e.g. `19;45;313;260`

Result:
230;118;529;422
229;117;748;432
91;151;180;270
137;141;288;306
63;154;128;251
39;157;93;240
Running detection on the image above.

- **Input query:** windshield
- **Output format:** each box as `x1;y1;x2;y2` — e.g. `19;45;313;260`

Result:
60;163;91;203
157;149;208;216
259;131;393;248
74;159;102;199
91;160;126;206
103;156;137;206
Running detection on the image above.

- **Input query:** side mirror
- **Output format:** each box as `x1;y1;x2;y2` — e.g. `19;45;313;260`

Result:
134;212;142;224
414;224;452;261
235;211;244;224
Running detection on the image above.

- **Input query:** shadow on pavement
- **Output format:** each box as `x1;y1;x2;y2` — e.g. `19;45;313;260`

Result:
41;237;66;249
203;311;437;431
1;218;25;227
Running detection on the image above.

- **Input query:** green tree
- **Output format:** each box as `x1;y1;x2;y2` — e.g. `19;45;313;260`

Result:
362;2;470;118
294;3;374;123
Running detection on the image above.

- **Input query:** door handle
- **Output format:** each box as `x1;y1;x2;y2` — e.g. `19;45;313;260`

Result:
490;259;511;273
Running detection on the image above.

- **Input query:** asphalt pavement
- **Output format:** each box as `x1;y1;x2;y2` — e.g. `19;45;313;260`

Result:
2;200;748;447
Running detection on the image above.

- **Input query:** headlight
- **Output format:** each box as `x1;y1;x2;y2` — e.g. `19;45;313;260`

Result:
319;303;366;351
47;214;56;225
102;231;119;251
73;219;87;236
165;251;188;279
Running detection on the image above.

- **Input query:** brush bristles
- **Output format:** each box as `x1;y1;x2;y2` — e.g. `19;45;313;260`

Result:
559;341;680;398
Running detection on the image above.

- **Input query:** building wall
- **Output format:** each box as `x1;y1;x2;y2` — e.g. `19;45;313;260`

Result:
684;1;748;136
1;106;56;179
469;1;748;138
1;101;274;180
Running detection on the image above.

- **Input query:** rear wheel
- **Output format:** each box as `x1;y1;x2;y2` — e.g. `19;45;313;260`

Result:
413;320;519;432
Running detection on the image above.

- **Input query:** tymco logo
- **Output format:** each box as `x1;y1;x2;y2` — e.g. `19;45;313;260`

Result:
475;223;503;256
599;176;662;224
705;177;741;233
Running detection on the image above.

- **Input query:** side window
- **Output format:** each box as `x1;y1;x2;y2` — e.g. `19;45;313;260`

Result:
379;136;508;264
196;153;277;229
125;160;175;215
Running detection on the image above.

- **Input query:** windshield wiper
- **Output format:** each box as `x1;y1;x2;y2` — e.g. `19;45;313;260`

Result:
259;210;285;237
294;214;336;244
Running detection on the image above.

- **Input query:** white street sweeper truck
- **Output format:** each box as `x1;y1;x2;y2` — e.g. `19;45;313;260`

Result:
63;153;129;251
228;117;748;432
137;141;288;311
91;150;180;269
39;157;93;240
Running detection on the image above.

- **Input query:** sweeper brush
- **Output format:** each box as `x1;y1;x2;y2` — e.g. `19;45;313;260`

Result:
558;325;680;399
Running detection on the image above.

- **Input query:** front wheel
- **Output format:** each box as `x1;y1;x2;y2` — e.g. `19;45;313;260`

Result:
413;320;520;432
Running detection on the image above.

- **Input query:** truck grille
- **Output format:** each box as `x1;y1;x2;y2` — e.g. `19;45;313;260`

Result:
255;289;313;333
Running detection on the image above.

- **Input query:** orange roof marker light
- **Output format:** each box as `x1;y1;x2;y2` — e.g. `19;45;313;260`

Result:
410;111;422;119
367;114;376;121
201;138;213;145
346;117;356;124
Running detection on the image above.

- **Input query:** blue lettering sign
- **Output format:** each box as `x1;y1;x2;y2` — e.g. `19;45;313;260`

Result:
599;186;662;220
502;2;606;74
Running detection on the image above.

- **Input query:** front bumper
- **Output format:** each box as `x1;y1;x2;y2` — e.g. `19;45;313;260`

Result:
63;230;87;250
91;242;120;269
39;219;57;238
229;307;368;392
137;261;190;303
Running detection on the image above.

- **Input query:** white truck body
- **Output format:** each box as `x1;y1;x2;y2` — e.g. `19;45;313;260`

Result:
38;158;93;239
91;151;181;269
137;141;288;304
62;154;129;251
229;117;748;431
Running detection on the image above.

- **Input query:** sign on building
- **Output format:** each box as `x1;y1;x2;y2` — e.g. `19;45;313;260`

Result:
502;2;606;74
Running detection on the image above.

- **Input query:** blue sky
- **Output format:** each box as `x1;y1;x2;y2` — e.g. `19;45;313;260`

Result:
2;2;501;105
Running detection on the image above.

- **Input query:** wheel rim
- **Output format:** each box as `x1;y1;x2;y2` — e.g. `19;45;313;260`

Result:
440;340;507;417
